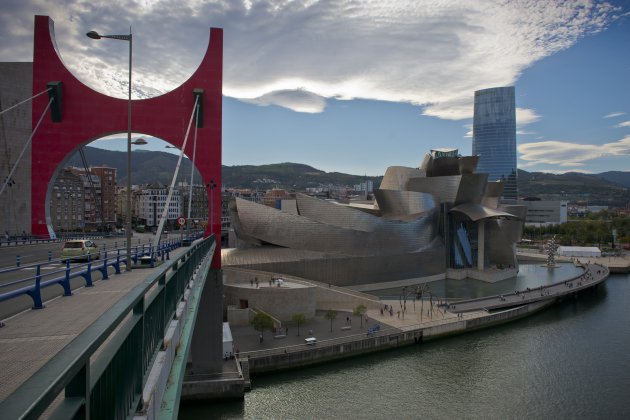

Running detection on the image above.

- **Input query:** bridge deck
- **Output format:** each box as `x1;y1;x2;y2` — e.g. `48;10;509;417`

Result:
0;249;187;402
448;263;608;313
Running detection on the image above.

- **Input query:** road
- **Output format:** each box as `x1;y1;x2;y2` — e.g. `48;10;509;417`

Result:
0;232;168;320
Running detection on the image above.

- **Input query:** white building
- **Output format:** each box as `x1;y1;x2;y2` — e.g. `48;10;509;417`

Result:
519;200;568;226
557;246;601;258
137;185;181;227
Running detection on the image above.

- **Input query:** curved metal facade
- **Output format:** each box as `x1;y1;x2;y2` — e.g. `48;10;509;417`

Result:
225;149;525;287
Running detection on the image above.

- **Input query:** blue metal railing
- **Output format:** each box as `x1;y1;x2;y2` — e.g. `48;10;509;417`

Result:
0;240;182;310
0;234;216;419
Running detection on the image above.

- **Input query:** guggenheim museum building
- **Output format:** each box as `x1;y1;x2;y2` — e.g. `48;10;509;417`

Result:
222;149;525;290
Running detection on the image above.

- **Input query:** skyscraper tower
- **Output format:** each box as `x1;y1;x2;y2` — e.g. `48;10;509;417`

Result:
472;86;517;200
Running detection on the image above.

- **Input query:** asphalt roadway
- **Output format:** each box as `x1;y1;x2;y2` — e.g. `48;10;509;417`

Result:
0;232;167;320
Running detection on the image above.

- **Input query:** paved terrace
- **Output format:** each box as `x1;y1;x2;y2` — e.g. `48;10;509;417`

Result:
0;248;187;402
235;262;609;359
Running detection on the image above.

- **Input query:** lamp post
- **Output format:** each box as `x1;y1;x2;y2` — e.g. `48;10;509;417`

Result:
206;180;217;236
87;28;134;270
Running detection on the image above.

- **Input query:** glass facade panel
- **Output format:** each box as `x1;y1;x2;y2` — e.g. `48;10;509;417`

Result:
472;86;517;200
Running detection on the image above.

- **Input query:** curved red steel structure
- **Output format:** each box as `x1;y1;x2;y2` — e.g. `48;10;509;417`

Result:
31;15;222;267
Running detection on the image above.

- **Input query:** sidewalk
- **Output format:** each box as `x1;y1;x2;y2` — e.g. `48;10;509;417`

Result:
0;247;187;402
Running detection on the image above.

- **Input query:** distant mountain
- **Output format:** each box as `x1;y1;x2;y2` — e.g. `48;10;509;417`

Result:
68;147;629;206
518;169;630;207
67;147;200;186
69;147;380;190
595;171;630;188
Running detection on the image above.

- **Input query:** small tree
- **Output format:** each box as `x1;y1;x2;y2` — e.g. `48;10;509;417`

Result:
353;304;367;328
251;312;274;340
292;312;307;336
325;309;337;332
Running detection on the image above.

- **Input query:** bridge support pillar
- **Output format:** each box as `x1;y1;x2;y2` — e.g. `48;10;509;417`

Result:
189;268;223;374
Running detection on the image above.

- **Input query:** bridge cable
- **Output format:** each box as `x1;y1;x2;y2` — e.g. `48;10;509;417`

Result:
0;97;54;197
0;88;52;116
152;95;200;251
186;102;200;227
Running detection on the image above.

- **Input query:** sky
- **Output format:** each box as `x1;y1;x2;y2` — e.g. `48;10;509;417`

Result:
1;0;630;176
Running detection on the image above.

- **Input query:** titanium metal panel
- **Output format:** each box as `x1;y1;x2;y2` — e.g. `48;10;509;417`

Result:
407;175;462;204
296;193;379;232
374;189;435;216
232;197;439;257
454;173;488;205
426;156;461;177
482;181;504;209
379;166;425;190
458;156;480;174
450;202;520;222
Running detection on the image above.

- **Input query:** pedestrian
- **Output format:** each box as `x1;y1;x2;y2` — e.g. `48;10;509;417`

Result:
346;316;350;324
285;326;288;335
250;278;253;287
259;333;263;343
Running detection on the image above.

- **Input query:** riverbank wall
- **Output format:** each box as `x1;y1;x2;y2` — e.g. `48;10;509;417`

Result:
243;300;553;375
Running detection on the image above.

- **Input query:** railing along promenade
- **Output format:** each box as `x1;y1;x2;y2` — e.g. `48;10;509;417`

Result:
0;239;182;310
0;234;216;419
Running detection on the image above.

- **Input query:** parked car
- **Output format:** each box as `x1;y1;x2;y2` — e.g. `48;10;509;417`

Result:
61;239;100;262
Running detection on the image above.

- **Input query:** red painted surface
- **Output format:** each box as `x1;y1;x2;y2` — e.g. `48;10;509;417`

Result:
31;15;223;267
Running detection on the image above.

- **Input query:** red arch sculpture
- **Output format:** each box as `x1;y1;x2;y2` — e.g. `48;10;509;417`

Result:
31;15;222;267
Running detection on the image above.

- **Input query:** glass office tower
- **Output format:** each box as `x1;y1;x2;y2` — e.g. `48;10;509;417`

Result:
472;86;517;200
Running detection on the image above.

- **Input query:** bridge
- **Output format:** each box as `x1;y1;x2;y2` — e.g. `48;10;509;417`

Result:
0;236;224;419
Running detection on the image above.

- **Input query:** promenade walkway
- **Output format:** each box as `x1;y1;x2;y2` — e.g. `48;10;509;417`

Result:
0;248;187;402
446;263;608;313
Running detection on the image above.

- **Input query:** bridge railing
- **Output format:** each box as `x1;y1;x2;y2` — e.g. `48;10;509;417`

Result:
0;234;216;420
0;239;181;310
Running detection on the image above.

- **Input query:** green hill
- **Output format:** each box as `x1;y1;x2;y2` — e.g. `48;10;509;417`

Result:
68;147;629;206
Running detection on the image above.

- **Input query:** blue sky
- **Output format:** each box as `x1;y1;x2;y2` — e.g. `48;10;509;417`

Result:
2;1;629;176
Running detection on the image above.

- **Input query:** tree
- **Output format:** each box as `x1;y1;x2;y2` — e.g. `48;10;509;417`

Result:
353;304;367;328
325;309;337;332
251;312;274;340
292;312;307;336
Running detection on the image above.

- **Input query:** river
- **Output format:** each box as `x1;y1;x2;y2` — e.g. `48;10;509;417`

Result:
180;266;630;419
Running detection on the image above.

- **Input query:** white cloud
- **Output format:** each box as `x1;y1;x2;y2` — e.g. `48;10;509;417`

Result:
518;135;630;167
241;89;326;113
604;112;625;118
616;121;630;128
0;1;620;118
516;108;541;126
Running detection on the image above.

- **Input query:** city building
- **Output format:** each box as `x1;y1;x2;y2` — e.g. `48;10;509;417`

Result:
67;166;117;230
262;188;293;208
178;182;208;222
472;86;517;201
0;63;32;236
137;184;181;228
50;169;84;231
519;199;568;226
89;166;117;227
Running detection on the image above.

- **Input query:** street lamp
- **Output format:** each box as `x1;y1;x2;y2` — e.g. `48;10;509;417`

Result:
87;28;134;271
206;180;217;236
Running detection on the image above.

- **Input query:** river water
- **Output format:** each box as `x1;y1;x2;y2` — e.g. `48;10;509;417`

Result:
180;265;630;419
